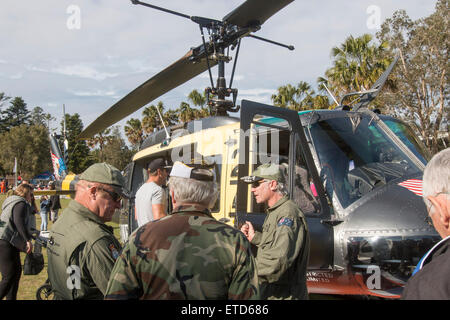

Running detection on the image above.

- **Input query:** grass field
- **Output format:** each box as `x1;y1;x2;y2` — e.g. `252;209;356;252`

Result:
0;194;121;300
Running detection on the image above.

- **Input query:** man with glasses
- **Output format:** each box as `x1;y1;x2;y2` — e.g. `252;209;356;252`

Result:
47;162;128;299
402;148;450;300
135;158;171;227
240;163;310;300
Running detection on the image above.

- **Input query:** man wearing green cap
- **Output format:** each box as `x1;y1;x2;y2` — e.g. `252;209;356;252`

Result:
47;163;128;299
240;163;310;300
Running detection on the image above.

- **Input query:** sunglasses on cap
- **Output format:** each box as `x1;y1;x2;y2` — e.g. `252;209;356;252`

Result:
97;187;122;202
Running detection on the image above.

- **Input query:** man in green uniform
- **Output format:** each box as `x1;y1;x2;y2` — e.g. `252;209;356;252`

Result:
240;163;310;300
47;163;128;300
105;161;259;300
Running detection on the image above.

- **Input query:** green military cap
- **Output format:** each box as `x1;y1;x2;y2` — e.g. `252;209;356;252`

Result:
241;163;286;184
79;162;129;198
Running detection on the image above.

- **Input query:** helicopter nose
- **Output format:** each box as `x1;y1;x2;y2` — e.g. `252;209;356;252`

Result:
341;180;440;297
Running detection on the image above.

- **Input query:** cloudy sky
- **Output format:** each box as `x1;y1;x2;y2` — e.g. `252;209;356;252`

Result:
0;0;437;136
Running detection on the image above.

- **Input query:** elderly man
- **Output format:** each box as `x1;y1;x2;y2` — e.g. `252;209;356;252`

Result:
240;163;310;300
47;163;128;300
402;148;450;300
105;161;259;300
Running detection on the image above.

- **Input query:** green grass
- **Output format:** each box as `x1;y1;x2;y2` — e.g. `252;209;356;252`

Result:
0;194;120;300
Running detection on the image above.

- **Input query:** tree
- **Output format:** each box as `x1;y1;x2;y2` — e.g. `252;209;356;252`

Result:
29;106;55;129
0;124;51;178
376;0;449;153
188;89;210;118
87;128;113;162
96;127;133;171
2;97;31;131
124;118;144;149
62;113;94;173
318;34;392;107
271;81;331;111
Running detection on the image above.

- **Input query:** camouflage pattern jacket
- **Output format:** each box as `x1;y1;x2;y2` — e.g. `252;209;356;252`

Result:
105;205;259;300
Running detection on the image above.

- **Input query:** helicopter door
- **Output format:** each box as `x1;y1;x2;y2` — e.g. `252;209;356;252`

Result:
236;100;333;270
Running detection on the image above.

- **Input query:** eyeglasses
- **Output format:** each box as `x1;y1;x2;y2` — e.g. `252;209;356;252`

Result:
97;187;122;202
251;180;268;188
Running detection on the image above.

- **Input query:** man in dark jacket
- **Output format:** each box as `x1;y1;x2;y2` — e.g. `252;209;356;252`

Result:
402;148;450;300
48;182;61;223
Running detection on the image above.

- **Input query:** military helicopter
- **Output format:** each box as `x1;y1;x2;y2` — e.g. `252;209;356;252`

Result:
76;0;439;298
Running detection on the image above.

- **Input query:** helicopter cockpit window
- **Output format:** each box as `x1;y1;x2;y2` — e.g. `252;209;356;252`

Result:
310;114;422;209
292;136;320;214
248;117;290;214
381;118;431;164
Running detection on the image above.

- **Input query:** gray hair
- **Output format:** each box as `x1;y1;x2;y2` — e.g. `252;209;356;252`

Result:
169;175;218;208
275;181;288;197
422;148;450;210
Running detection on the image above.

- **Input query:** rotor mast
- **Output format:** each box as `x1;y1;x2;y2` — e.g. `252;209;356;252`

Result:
130;0;294;116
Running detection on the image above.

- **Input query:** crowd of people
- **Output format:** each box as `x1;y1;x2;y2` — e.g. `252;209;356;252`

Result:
0;147;449;300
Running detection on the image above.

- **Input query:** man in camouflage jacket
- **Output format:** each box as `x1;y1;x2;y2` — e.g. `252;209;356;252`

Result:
105;161;259;300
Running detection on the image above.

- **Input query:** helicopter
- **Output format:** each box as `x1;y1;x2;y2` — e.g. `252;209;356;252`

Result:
74;0;440;298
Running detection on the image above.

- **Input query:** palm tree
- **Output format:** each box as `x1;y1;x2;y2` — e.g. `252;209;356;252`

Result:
178;102;197;123
124;118;144;148
322;34;391;104
142;101;166;134
188;89;210;118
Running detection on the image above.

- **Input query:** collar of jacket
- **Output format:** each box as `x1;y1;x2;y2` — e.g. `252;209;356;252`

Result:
172;204;212;218
69;200;113;232
266;195;289;213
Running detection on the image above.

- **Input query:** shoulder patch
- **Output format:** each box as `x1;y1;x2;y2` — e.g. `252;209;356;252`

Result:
277;217;293;228
109;243;120;260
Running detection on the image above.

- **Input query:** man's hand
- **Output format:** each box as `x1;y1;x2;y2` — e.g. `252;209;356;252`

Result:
26;240;33;254
240;221;255;242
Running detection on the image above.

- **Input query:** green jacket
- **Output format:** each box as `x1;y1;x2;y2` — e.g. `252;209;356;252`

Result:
47;200;122;300
105;205;259;300
251;196;310;300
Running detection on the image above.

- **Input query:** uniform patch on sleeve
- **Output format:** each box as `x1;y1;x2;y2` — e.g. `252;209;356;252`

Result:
109;243;120;260
277;217;293;228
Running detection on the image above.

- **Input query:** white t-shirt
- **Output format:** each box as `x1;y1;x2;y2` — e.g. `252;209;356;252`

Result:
135;182;167;227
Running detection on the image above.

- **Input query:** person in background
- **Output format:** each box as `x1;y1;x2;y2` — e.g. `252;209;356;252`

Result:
39;195;50;232
0;184;34;300
48;182;61;223
135;158;171;227
402;148;450;300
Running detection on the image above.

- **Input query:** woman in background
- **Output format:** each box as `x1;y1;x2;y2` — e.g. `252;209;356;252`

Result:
0;184;34;300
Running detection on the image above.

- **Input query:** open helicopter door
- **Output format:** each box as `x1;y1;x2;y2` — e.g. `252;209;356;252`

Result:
236;100;333;270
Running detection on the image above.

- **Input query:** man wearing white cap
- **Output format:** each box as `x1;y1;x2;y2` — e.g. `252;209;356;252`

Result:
106;161;259;300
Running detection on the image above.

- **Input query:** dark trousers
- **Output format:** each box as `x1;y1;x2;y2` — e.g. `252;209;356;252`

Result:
0;240;22;300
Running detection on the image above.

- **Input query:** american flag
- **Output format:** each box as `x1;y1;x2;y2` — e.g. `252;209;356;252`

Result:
398;179;423;196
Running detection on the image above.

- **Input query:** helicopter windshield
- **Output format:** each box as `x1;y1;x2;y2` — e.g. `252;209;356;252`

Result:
309;113;422;209
381;117;431;165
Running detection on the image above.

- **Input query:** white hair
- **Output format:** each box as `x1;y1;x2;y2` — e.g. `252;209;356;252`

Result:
169;176;218;208
422;148;450;210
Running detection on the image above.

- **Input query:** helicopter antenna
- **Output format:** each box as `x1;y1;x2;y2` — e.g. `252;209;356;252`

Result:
322;84;339;105
155;105;171;143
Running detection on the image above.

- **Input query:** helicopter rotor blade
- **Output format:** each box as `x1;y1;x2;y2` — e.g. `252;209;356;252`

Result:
223;0;294;28
78;46;217;139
